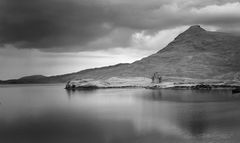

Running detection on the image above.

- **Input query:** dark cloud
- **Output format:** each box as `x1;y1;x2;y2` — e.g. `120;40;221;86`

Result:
1;0;240;52
0;0;115;50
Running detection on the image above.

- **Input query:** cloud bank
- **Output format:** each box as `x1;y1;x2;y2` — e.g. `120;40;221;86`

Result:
1;0;240;52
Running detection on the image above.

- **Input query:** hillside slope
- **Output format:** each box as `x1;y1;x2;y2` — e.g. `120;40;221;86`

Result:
123;25;240;79
2;25;240;83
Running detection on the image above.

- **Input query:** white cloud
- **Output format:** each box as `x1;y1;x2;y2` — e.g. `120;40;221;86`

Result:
131;26;188;52
191;2;240;16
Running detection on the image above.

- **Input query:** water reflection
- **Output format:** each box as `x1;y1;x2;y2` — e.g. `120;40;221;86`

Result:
187;111;208;137
65;88;240;103
1;86;240;143
176;105;209;138
65;88;97;99
143;89;240;102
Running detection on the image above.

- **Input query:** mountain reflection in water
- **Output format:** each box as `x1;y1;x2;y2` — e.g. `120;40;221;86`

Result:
1;85;240;143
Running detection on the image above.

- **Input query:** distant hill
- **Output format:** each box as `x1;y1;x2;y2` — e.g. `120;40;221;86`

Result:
2;25;240;84
1;63;130;84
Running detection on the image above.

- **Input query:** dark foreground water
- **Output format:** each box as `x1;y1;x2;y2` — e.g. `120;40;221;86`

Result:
1;84;240;143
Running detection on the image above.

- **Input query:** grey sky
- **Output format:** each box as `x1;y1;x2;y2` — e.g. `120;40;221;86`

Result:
0;0;240;79
1;0;240;52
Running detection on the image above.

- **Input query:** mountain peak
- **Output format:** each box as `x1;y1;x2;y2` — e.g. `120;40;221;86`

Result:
174;25;206;40
184;25;206;33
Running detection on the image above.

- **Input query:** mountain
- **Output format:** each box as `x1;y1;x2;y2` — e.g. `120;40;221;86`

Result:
125;25;240;80
2;25;240;84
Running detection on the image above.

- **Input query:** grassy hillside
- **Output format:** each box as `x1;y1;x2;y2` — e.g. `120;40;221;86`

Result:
2;25;240;84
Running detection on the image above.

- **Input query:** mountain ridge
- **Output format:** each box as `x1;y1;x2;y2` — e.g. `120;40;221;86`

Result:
2;25;240;84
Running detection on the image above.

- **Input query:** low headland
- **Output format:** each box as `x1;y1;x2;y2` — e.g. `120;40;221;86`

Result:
65;76;240;93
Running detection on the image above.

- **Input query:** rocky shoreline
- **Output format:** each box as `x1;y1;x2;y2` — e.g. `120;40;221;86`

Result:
65;77;240;93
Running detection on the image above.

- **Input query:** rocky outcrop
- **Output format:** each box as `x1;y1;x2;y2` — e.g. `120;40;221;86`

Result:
65;79;104;89
65;77;152;89
65;76;240;90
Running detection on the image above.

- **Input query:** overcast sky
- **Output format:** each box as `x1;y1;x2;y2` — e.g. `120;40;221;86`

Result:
1;0;240;79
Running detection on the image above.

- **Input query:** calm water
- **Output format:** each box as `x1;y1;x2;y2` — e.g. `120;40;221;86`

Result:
1;84;240;143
